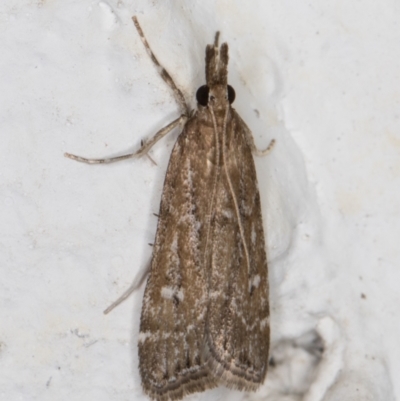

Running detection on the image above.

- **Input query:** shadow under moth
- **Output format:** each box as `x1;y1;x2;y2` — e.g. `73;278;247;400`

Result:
65;16;274;401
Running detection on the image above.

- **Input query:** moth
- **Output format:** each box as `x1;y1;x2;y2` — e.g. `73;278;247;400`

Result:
65;16;274;401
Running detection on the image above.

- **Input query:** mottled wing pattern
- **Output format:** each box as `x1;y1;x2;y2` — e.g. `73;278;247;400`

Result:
139;116;218;401
205;109;270;390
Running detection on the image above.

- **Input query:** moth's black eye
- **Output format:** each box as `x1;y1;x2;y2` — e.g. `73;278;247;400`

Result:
196;85;209;106
227;85;236;104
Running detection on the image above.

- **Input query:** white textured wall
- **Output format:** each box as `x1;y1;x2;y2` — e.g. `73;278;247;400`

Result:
1;1;399;400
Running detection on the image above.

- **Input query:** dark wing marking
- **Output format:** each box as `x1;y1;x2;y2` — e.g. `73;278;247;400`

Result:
139;116;218;401
205;109;270;390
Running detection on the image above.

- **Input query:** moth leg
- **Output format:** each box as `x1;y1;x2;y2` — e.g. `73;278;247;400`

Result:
135;115;187;156
253;138;275;157
103;261;151;314
64;115;186;164
132;16;190;117
141;140;157;165
242;123;275;157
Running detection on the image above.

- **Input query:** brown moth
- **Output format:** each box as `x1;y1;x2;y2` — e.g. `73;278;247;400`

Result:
65;16;274;401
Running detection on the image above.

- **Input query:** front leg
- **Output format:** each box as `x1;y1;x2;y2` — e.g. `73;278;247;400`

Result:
64;115;187;164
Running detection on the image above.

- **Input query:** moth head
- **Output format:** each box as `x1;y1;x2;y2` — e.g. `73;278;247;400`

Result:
196;32;236;109
196;84;235;108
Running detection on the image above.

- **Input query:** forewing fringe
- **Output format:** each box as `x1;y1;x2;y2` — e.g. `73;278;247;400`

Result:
203;339;266;393
143;369;218;401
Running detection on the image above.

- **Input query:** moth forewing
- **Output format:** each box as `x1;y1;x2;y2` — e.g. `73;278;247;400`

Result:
64;16;273;401
205;110;270;390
